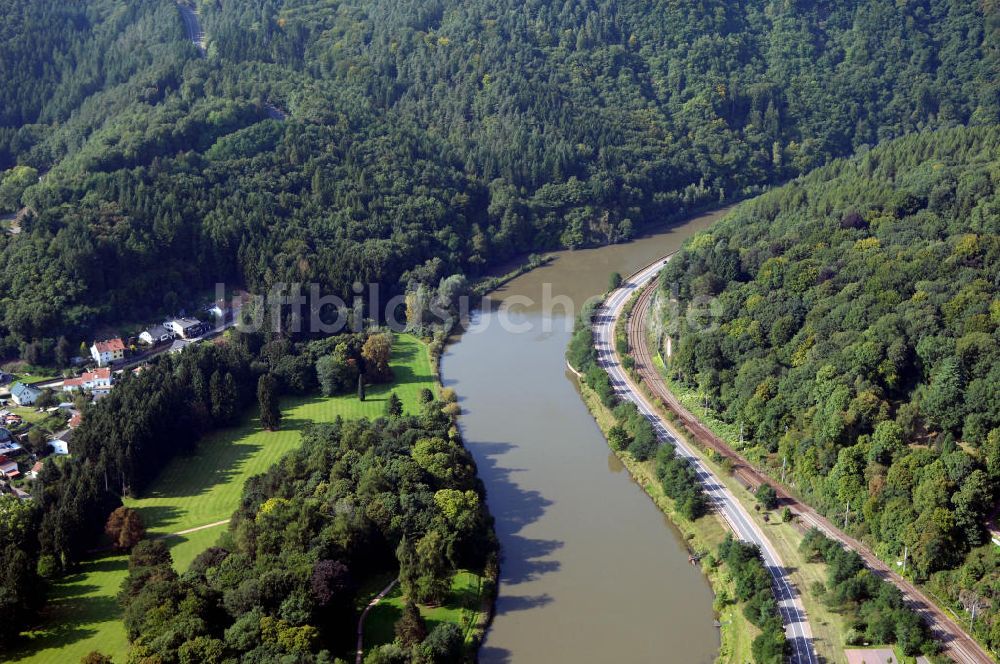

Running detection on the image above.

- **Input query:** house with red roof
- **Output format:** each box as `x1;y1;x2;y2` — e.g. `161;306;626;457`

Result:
90;338;126;367
0;454;19;478
62;367;113;393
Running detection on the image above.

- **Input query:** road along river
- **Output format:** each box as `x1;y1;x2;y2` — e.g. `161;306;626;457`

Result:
440;208;729;663
596;264;817;664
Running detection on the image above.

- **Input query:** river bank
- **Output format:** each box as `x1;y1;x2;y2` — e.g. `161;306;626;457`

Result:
440;207;730;663
574;377;758;663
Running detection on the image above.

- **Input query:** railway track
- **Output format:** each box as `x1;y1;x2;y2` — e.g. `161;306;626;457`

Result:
627;277;994;664
595;259;819;664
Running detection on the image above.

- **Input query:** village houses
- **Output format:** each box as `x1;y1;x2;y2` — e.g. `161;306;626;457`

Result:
10;382;41;407
62;367;113;394
0;454;19;479
165;318;205;339
90;338;126;366
139;324;174;346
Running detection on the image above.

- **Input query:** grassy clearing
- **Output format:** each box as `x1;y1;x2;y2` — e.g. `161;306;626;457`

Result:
125;333;434;536
5;406;52;424
577;382;757;664
363;571;487;653
13;334;434;664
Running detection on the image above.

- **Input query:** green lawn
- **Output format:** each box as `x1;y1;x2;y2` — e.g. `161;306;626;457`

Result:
125;333;434;536
12;334;434;664
363;570;487;653
5;406;51;424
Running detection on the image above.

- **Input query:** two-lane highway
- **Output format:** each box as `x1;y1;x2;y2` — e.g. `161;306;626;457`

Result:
618;259;995;664
593;259;818;664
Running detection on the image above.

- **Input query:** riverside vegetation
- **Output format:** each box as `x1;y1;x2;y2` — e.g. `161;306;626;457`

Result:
1;0;998;660
654;125;1000;653
569;305;788;663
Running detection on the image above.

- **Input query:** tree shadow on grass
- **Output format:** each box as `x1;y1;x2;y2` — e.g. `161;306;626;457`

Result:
136;414;313;502
134;504;183;532
11;556;128;661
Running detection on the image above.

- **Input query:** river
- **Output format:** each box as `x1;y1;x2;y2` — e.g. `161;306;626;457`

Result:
440;208;732;663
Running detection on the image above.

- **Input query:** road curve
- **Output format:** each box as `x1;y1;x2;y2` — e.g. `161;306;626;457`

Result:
626;270;994;664
356;578;398;664
593;259;818;664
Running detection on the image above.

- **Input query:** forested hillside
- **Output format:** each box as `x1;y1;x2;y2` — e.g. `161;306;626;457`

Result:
655;125;1000;648
0;0;995;362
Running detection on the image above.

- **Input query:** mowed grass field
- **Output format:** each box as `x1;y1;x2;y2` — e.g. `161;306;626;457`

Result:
11;334;434;664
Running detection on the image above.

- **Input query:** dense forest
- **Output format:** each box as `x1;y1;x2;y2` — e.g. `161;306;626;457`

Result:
655;125;1000;648
119;412;495;663
0;0;995;362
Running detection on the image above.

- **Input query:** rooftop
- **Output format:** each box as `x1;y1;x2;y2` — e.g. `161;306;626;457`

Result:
94;338;126;353
11;382;40;397
844;649;900;664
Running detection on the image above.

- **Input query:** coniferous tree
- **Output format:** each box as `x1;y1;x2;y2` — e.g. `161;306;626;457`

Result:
257;373;280;431
395;599;427;647
386;392;402;418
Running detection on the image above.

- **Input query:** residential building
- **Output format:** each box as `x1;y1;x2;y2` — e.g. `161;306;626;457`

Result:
62;367;113;393
169;339;193;354
91;338;126;366
166;318;204;339
206;299;232;325
0;454;19;478
48;439;70;455
0;428;22;457
10;382;41;406
26;461;43;479
844;649;900;664
69;412;82;428
139;324;175;346
1;412;23;427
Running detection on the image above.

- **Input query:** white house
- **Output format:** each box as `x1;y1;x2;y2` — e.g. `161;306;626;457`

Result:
206;299;232;325
10;382;41;406
139;324;175;346
48;439;70;456
168;339;193;354
166;318;204;339
62;367;113;393
90;338;126;366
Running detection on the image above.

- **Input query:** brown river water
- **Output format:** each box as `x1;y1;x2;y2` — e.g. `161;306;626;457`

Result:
440;207;733;663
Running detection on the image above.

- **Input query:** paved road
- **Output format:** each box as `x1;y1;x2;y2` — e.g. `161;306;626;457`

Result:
176;1;206;55
593;259;818;664
624;266;995;664
356;578;398;664
173;3;287;120
31;313;242;391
